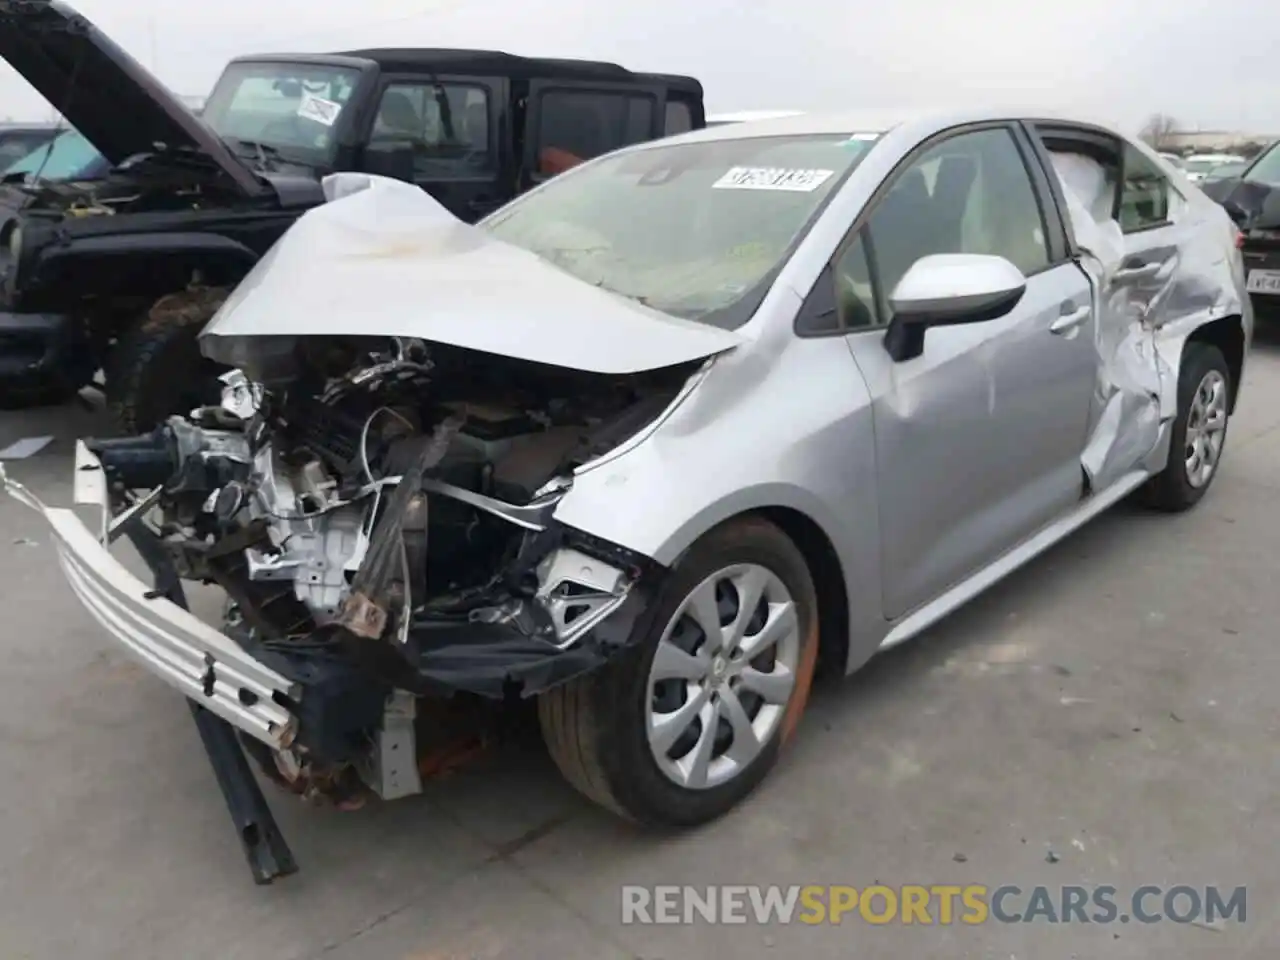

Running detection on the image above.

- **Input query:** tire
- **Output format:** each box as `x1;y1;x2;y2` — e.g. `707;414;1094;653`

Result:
105;288;229;435
538;516;820;826
1142;341;1231;512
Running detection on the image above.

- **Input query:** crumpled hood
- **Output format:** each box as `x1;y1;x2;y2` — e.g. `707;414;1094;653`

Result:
200;173;745;376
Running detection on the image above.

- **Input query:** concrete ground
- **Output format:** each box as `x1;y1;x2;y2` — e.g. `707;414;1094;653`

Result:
1;338;1278;960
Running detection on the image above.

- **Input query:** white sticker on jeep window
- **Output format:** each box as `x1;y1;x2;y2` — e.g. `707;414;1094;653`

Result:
297;92;342;127
712;167;835;192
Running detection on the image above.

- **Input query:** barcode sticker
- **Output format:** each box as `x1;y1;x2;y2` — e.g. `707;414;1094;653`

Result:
712;167;835;192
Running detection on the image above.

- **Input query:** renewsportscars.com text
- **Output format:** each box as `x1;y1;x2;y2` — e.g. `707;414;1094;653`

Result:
621;884;1247;926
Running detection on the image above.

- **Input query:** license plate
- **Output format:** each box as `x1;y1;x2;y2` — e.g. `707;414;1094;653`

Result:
1246;269;1280;294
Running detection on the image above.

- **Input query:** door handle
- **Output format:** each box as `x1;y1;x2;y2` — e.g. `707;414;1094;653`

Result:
1114;262;1162;282
1050;303;1090;335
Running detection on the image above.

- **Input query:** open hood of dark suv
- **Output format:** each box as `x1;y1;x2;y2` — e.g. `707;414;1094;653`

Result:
0;0;262;196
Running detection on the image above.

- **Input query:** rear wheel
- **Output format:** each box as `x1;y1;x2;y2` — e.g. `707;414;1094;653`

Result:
1142;341;1231;511
105;288;229;435
539;516;819;825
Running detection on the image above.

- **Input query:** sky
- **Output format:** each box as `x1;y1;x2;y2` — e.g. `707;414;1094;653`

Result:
1;0;1276;134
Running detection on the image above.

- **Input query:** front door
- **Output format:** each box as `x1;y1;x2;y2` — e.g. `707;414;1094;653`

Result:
838;125;1099;618
363;74;503;222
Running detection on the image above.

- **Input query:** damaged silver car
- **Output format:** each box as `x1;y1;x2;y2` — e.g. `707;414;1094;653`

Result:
1;108;1252;882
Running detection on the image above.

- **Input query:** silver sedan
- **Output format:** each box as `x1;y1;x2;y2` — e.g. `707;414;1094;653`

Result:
5;107;1252;841
498;108;1252;822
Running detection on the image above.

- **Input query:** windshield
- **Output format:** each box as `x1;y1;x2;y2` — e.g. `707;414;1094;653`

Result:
1206;161;1246;181
483;133;877;328
1244;143;1280;186
1185;157;1233;175
4;128;103;181
201;61;359;167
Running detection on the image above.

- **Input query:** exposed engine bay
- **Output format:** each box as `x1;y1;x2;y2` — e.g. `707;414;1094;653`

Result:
85;334;688;802
2;153;250;221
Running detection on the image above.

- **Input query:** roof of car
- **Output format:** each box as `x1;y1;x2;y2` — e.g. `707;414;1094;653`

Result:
325;48;700;93
653;105;1132;147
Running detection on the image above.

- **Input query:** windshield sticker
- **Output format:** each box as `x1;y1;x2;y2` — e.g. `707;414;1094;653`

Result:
848;132;880;141
297;92;342;127
712;167;835;192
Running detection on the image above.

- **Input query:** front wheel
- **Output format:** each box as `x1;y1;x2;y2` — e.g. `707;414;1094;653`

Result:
1142;341;1231;511
538;516;819;826
105;288;229;435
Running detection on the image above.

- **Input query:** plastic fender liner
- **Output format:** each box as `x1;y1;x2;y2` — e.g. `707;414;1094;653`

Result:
407;522;671;699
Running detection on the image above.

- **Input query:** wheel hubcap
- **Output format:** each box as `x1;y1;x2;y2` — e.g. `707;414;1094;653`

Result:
645;563;801;791
1184;369;1228;489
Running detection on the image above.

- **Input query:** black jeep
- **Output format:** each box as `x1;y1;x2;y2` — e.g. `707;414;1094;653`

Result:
0;0;704;431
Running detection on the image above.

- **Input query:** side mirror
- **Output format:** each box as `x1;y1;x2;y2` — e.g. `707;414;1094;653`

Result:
883;254;1026;363
362;142;416;182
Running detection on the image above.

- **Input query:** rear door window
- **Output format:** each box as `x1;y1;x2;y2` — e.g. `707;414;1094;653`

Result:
664;101;693;136
1118;143;1172;233
535;88;659;174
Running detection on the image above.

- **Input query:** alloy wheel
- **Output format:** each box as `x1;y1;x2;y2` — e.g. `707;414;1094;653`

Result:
645;563;801;790
1184;369;1228;489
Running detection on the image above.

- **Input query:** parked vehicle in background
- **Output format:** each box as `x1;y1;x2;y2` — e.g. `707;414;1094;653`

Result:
1;106;1250;883
0;1;704;429
1158;151;1185;169
707;110;804;126
0;121;58;169
1205;160;1248;183
2;126;108;181
1182;152;1246;183
1201;139;1280;318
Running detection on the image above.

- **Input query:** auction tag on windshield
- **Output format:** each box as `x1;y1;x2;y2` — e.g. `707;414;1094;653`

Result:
297;92;341;127
713;167;835;192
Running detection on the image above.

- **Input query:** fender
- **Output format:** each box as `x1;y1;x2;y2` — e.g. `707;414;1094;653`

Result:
29;232;261;294
551;331;889;670
35;231;259;269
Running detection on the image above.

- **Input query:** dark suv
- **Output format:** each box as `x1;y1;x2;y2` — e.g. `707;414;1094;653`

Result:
0;0;704;431
1201;140;1280;321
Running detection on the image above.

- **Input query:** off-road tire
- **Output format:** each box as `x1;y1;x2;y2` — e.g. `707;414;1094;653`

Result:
1141;341;1231;512
538;516;819;826
105;287;229;435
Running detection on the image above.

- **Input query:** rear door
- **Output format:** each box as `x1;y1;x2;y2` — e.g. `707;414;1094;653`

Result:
520;79;666;188
1028;124;1186;487
362;73;505;221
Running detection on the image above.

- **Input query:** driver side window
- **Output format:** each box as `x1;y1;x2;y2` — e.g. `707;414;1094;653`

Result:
817;127;1051;335
865;127;1050;322
372;82;492;175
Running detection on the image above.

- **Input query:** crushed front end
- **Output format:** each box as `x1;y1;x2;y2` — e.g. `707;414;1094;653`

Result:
1;335;685;882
